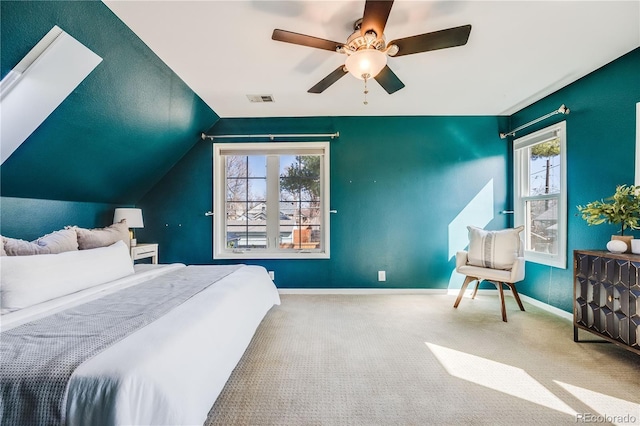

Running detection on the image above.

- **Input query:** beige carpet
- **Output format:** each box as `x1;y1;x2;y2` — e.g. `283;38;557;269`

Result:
205;294;640;425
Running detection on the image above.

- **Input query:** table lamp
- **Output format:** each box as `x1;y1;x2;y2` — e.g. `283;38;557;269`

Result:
113;208;144;246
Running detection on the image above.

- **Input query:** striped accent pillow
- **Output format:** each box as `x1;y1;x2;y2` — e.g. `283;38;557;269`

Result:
467;226;524;270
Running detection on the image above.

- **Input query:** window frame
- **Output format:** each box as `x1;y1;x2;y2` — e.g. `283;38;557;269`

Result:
513;121;567;269
213;141;330;260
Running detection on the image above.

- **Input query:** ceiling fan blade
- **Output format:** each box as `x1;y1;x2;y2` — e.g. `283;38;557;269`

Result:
308;66;348;94
361;0;394;38
374;65;405;94
272;29;342;52
389;24;472;57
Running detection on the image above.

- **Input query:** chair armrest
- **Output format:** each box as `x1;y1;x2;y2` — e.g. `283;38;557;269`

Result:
456;251;469;272
509;257;525;282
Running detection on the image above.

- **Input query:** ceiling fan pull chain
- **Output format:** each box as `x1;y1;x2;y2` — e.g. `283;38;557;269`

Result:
363;73;370;105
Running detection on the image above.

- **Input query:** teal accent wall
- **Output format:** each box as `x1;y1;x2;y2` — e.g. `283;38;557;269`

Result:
0;0;219;204
509;48;640;312
139;116;510;289
0;197;121;241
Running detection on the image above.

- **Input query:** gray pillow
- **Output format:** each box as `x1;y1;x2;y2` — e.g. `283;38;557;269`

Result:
3;228;79;256
71;219;130;250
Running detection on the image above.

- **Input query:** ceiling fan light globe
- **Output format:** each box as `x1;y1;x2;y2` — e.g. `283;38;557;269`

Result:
345;49;387;80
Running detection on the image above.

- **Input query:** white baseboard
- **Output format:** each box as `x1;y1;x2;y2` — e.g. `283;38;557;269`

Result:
279;288;573;321
518;294;573;321
278;288;446;295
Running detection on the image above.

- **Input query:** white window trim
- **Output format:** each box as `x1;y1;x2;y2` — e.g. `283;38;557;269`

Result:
513;121;567;269
213;141;330;260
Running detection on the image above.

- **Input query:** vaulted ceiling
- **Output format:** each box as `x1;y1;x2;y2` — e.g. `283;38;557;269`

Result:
0;1;218;204
104;1;640;118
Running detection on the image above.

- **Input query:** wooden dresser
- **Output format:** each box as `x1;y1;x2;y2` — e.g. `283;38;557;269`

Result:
573;250;640;355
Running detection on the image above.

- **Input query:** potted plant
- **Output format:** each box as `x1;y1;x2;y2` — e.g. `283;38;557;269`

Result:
577;184;640;253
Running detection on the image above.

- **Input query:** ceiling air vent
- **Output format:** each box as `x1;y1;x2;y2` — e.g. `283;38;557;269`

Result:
247;94;274;103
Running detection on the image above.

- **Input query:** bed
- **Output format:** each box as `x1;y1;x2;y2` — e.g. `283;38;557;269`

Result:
1;237;280;425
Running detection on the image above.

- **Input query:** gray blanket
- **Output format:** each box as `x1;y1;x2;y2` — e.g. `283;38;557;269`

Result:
0;264;241;426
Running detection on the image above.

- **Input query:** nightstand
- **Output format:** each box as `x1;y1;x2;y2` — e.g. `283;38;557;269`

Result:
131;243;158;264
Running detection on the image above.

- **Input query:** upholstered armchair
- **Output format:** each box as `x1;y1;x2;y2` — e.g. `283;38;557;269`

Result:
453;226;526;322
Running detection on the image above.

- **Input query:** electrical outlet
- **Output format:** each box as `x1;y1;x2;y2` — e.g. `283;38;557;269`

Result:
268;271;275;280
378;271;386;281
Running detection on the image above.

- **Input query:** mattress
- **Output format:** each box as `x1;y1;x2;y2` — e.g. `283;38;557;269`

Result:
1;263;280;425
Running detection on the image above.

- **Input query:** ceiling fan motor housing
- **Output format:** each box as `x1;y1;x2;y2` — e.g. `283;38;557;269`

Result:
346;27;386;52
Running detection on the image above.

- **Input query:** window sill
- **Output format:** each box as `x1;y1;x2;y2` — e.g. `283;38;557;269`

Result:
214;251;330;260
524;251;567;269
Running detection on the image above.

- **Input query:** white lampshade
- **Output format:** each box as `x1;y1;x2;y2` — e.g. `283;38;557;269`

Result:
345;49;387;80
113;208;144;228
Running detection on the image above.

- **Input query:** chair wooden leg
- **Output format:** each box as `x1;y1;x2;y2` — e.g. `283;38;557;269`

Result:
454;276;476;308
471;281;480;299
496;281;508;322
507;283;525;311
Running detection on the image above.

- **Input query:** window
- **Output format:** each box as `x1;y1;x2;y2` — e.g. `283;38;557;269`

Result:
513;121;567;268
213;142;330;259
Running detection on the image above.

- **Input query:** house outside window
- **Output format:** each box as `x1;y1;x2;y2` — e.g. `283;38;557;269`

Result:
513;121;567;268
213;142;330;259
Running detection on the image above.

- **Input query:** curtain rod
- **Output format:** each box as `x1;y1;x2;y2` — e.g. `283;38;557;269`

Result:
201;132;339;141
499;105;569;139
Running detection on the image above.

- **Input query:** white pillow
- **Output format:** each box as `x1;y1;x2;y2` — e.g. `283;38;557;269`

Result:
0;240;134;314
467;226;524;270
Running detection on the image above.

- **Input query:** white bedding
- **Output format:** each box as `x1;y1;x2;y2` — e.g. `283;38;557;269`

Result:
1;263;280;425
1;263;185;330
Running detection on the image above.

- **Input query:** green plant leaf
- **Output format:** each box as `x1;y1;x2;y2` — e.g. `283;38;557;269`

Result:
577;184;640;235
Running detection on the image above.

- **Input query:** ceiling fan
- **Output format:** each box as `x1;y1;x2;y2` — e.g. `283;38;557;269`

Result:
272;0;471;102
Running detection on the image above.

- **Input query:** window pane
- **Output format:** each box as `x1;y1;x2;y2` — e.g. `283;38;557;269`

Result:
247;155;267;178
245;224;267;249
226;224;267;249
307;225;322;248
526;198;558;255
279;155;322;251
247;157;266;204
279;201;321;250
225;155;267;250
279;155;321;202
527;138;560;196
226;201;245;221
226;178;246;201
226;156;247;178
226;224;244;249
282;225;321;250
248;181;266;203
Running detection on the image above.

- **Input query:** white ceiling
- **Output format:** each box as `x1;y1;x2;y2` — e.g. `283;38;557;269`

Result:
103;1;640;118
